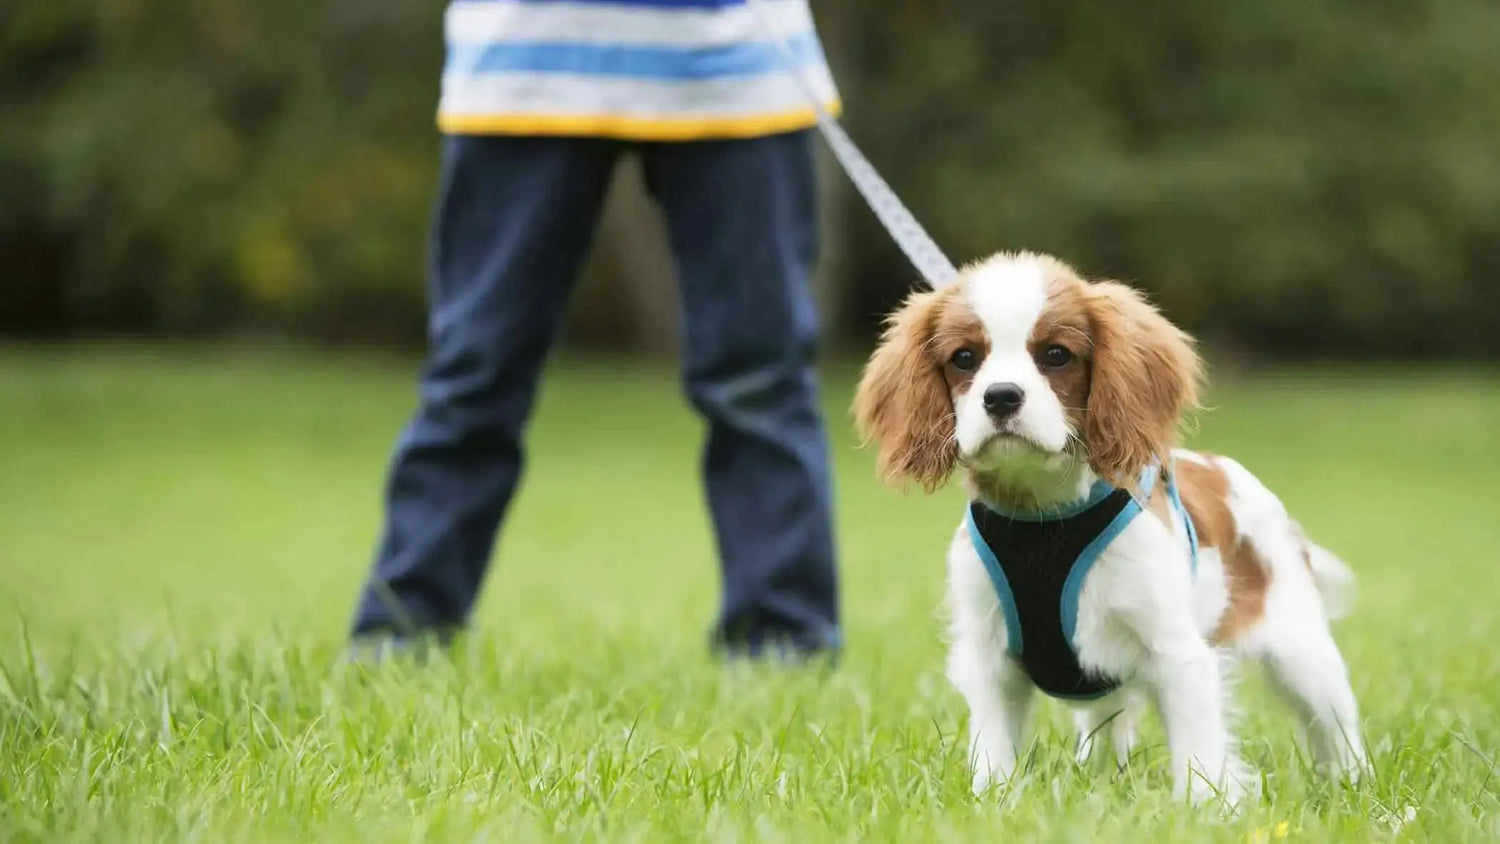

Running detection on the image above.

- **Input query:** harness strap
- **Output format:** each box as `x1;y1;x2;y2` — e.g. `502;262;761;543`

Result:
1159;458;1200;575
1057;492;1143;652
1137;461;1201;574
965;507;1024;657
967;461;1201;664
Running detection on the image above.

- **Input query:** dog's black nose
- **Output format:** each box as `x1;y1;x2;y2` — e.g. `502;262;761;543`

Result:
983;383;1025;418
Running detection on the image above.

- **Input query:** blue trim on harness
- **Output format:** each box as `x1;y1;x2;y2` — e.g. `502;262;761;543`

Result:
966;507;1024;656
1058;468;1156;649
967;461;1199;668
1166;461;1200;575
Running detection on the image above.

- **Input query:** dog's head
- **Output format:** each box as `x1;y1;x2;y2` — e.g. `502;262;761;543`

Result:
853;252;1201;501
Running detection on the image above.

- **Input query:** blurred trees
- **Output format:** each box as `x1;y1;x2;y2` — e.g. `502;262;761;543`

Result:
837;0;1500;357
2;0;442;342
4;0;1500;356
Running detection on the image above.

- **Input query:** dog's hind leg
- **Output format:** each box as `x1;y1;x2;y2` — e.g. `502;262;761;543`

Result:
1261;621;1367;778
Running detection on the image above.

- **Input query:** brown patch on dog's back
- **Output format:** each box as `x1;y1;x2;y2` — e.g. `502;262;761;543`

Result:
1176;456;1233;544
1175;453;1272;643
1217;539;1272;642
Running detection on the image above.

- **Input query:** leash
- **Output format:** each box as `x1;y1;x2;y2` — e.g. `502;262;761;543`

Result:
747;0;958;289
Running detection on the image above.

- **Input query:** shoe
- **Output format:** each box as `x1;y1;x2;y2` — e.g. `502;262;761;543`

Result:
343;627;457;666
709;623;842;667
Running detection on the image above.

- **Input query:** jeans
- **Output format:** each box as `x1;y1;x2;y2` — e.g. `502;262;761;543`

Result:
350;131;841;655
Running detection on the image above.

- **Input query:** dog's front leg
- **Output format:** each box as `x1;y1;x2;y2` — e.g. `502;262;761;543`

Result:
1143;636;1245;805
1105;529;1250;805
946;526;1036;796
948;639;1034;795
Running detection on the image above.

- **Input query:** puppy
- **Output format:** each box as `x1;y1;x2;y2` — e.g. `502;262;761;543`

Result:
854;252;1365;803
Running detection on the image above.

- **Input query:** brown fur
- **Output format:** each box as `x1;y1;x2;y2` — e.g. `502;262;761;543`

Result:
933;291;991;398
1175;455;1272;643
855;256;1203;497
1146;482;1172;525
856;254;1285;658
1028;277;1095;436
1082;282;1203;487
853;287;964;490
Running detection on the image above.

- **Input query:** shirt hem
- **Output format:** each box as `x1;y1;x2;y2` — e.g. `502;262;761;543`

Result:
436;102;843;141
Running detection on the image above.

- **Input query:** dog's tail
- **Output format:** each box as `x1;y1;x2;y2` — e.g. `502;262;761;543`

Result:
1305;541;1356;621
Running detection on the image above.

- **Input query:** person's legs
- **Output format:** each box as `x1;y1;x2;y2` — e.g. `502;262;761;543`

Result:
642;131;841;657
351;134;619;640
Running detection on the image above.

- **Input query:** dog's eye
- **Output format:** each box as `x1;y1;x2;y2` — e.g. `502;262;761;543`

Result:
950;348;978;372
1040;345;1073;369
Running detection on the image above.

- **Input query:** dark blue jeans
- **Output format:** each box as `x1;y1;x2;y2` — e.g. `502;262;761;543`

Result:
351;132;841;655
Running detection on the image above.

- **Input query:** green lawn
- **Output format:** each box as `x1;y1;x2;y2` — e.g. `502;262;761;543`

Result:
1;346;1497;841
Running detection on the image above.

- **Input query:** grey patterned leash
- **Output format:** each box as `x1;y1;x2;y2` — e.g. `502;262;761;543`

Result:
748;0;958;289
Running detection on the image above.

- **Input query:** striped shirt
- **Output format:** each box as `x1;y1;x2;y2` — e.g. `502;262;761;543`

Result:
438;0;841;141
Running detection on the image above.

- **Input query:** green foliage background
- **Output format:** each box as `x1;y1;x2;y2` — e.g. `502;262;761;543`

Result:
5;0;1499;355
2;0;443;342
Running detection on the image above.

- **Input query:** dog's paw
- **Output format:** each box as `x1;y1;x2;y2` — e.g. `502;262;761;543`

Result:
1073;733;1096;766
1184;759;1259;813
1318;751;1369;785
971;764;1027;801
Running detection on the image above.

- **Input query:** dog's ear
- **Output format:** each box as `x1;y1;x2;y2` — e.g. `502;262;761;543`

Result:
853;290;957;491
1083;281;1202;485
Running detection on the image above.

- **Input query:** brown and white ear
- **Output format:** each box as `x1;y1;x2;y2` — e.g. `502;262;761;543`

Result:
852;290;957;491
1083;281;1203;486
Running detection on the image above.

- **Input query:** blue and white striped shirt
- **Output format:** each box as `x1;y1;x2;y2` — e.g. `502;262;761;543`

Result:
438;0;841;140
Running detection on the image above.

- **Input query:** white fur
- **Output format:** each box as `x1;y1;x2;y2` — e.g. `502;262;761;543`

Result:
949;450;1367;803
948;491;1251;803
939;258;1366;806
956;256;1075;460
1212;455;1366;775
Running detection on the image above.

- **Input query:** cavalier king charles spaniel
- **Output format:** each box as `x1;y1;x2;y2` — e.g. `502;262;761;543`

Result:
854;252;1365;804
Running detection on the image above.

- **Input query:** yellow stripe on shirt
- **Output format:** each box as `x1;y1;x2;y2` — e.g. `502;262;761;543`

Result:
437;102;842;142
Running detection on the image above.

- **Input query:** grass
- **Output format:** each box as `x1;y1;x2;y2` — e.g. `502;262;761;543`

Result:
0;345;1497;842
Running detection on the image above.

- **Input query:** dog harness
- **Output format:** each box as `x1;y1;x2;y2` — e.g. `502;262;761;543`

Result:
965;463;1199;700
